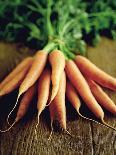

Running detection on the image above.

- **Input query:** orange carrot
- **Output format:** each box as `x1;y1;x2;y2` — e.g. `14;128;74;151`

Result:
65;60;116;131
15;84;36;122
49;50;65;103
66;80;111;127
0;62;32;96
66;80;81;113
65;60;104;119
66;80;91;120
86;78;116;115
0;84;36;132
49;71;66;130
66;77;104;122
37;68;51;121
0;57;33;90
18;50;48;98
75;55;116;91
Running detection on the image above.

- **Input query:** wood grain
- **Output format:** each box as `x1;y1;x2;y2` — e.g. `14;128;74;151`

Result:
0;38;116;155
87;38;116;155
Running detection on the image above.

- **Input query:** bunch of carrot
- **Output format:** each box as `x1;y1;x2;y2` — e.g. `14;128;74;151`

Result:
0;48;116;135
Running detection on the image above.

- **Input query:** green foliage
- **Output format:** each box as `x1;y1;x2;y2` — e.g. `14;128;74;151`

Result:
0;0;115;56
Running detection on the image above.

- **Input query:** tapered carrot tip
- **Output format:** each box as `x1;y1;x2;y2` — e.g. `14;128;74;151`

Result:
48;131;53;141
0;119;17;133
64;130;73;138
50;91;57;103
46;90;58;107
34;117;40;141
101;119;116;131
18;88;25;98
48;121;54;141
6;93;21;125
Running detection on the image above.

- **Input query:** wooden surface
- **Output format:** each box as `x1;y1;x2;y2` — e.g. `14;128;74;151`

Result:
0;38;116;155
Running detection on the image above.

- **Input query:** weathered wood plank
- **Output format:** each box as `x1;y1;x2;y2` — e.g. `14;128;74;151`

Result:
0;110;93;154
87;38;116;155
0;42;92;155
0;38;116;155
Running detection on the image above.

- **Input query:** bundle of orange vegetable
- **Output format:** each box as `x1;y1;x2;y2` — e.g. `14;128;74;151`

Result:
0;49;116;134
0;0;116;136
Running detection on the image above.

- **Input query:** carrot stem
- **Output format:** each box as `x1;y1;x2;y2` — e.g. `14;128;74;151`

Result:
46;0;54;36
64;48;75;60
43;42;57;53
59;44;75;60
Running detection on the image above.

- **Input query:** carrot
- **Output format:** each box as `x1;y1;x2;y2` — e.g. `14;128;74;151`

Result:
75;55;116;91
16;84;36;121
48;71;72;140
66;80;109;127
0;84;36;132
18;50;48;98
0;62;32;96
0;57;33;90
86;78;116;115
4;50;48;127
49;71;66;130
65;60;116;130
66;80;81;113
65;60;104;118
48;50;65;103
37;68;51;123
35;68;51;139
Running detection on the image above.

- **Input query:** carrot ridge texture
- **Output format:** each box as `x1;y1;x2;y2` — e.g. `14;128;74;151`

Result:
0;84;36;133
19;50;48;97
37;68;51;116
66;80;81;112
65;61;116;130
87;79;116;115
0;57;33;89
16;84;36;122
0;50;116;133
75;55;116;91
0;61;32;96
66;80;104;125
65;60;104;119
49;71;66;130
49;50;65;102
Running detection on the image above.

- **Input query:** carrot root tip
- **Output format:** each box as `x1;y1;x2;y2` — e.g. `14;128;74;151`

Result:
34;113;41;141
48;130;53;141
78;112;116;131
46;100;52;107
50;93;56;102
0;119;17;133
7;119;11;126
64;129;73;138
37;113;40;124
48;88;58;106
48;121;54;141
6;94;20;125
77;111;116;131
101;119;116;131
34;123;39;141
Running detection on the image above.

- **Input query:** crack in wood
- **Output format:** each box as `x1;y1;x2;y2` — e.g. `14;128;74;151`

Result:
90;122;94;155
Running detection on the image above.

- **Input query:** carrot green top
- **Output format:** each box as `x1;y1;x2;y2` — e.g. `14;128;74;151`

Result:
0;0;115;58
